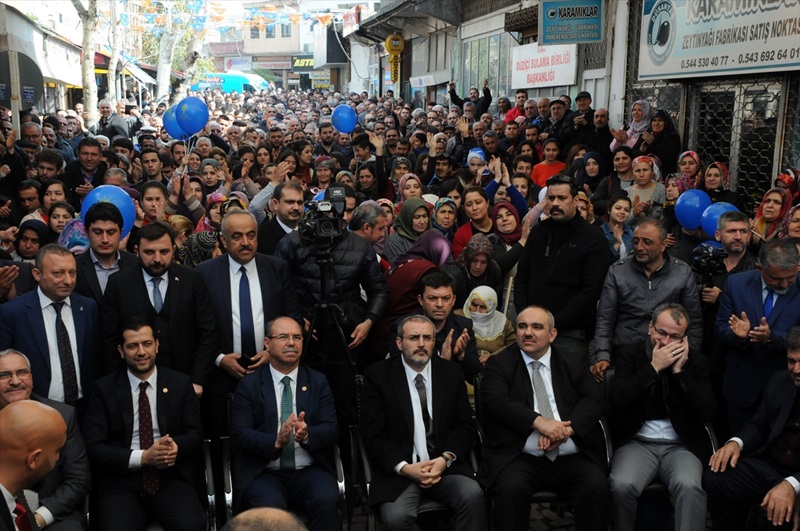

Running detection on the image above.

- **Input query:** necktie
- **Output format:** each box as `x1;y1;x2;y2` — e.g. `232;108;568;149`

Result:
151;277;163;314
531;361;558;461
239;266;256;357
279;376;295;470
14;497;33;531
52;302;79;406
764;288;775;319
138;381;159;495
414;373;436;455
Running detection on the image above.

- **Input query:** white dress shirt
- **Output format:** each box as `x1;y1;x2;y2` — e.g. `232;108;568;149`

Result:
394;358;434;473
38;288;83;402
276;218;297;234
521;348;578;457
267;365;312;469
142;269;168;309
127;369;162;469
228;256;264;355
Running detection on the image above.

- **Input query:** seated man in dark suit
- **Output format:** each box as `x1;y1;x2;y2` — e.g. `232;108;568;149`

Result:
74;202;137;303
609;303;715;531
230;317;339;531
387;271;482;383
82;317;204;531
361;315;486;530
479;305;610;531
0;349;91;530
257;181;303;256
704;326;800;531
0;244;100;408
0;401;66;531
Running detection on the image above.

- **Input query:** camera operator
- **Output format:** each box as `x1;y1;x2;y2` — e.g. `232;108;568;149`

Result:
274;186;388;428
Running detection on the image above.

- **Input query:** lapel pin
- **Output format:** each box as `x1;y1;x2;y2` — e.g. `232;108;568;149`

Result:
301;386;307;392
162;387;168;393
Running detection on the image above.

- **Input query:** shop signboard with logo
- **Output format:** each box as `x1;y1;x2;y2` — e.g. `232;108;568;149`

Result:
539;0;604;44
638;0;800;80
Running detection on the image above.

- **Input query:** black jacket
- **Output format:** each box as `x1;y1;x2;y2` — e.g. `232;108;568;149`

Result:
609;341;716;459
449;86;492;117
275;230;388;329
514;214;611;332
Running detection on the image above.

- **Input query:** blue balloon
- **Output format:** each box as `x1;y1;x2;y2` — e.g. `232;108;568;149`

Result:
675;189;712;229
331;104;357;134
175;97;209;136
700;202;738;236
162;106;189;140
80;185;136;239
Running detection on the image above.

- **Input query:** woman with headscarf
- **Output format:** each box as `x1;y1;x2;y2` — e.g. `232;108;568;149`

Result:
663;172;695;242
398;173;425;201
383;197;431;263
629;155;666;221
576;151;607;195
175;230;223;268
639;109;682;174
195;190;226;232
432;197;458;242
490;202;531;319
777;204;800;240
697;161;743;209
455;286;516;365
453;232;503;307
11;219;50;263
752;187;793;244
774;169;800;204
671;151;703;189
610;99;652;153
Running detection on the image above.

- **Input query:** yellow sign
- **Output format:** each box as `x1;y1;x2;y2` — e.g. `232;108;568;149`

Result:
385;34;405;55
389;54;401;83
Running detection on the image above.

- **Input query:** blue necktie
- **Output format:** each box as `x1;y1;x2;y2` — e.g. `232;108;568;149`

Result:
151;277;163;314
239;266;256;357
764;288;775;319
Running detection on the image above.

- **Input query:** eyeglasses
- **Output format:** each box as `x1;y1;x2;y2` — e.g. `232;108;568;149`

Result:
0;368;31;381
268;334;303;342
652;327;685;341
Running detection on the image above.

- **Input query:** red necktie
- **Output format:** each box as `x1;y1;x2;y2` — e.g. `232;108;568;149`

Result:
14;498;33;531
139;381;160;495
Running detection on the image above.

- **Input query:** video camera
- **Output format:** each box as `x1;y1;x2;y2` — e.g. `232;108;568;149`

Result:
691;242;728;289
299;185;346;242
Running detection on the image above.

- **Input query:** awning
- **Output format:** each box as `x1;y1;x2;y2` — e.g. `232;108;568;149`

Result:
123;62;157;86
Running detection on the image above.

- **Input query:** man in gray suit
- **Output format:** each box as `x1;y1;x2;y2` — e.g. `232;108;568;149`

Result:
0;349;90;530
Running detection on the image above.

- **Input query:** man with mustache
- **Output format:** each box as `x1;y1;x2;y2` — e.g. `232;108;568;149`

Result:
257;182;304;256
715;240;800;434
0;349;90;530
361;315;486;530
230;317;339;529
514;175;611;366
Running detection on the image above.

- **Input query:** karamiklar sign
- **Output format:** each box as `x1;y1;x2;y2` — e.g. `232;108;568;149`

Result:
511;42;578;89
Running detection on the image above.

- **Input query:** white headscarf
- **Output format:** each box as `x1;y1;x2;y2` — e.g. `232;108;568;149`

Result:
462;286;508;341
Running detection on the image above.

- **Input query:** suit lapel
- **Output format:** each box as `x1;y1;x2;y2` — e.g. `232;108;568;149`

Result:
24;294;50;372
79;253;103;301
296;367;310;418
748;274;766;321
515;354;534;409
389;358;415;437
117;371;135;441
260;368;279;427
767;281;799;325
70;295;86;365
155;371;169;434
430;358;445;433
549;354;569;415
218;259;233;329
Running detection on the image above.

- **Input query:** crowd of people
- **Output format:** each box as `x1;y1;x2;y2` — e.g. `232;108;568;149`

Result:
0;80;800;531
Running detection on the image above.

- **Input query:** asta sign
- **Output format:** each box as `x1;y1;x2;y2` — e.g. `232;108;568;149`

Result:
385;34;405;84
291;55;314;73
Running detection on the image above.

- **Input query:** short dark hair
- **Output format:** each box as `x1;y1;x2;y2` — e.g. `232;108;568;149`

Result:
37;148;64;169
119;315;155;346
351;133;372;150
17;179;41;193
787;326;800;353
84;201;123;229
140;147;160;159
112;137;134;151
78;137;102;152
418;270;455;294
273;181;303;202
717;210;750;231
137;220;175;245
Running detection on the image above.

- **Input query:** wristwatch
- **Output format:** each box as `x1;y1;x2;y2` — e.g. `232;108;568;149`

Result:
441;453;455;468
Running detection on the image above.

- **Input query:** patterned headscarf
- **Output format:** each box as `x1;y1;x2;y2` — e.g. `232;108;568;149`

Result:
775;169;800;202
754;187;793;241
628;99;652;135
677;151;702;183
703;162;730;191
457;232;494;280
176;230;218;268
778;204;800;240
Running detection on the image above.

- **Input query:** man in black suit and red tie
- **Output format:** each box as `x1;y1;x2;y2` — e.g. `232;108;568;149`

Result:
103;221;216;397
361;314;486;530
82;317;204;531
704;326;800;531
479;305;610;531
